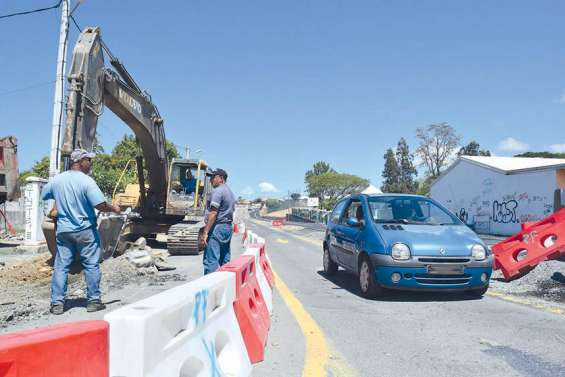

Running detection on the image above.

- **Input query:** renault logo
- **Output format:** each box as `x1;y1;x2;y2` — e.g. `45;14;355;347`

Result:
439;248;446;255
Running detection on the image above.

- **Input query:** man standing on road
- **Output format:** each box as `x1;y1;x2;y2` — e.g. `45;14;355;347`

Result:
41;149;121;315
202;168;236;275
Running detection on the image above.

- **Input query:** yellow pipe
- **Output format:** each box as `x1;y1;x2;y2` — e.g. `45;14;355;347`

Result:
193;160;202;209
112;159;136;202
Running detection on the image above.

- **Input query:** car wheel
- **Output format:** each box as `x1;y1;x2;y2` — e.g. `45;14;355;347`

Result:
466;285;489;298
323;246;338;275
358;256;382;298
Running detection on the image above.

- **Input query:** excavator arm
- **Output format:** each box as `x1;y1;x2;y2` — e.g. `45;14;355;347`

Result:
61;27;167;215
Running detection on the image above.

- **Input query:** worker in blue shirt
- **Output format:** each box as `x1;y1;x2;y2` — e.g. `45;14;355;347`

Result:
183;169;197;195
202;168;236;274
41;149;121;315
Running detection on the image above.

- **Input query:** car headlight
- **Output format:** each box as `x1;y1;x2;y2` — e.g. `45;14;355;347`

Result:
471;244;486;261
391;243;411;260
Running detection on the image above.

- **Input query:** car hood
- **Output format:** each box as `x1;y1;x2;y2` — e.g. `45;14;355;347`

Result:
375;224;485;256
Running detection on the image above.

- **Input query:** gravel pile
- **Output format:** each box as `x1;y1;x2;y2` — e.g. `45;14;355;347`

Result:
0;251;160;329
490;260;565;303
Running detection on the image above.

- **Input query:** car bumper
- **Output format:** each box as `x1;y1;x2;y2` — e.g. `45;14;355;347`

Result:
369;254;492;291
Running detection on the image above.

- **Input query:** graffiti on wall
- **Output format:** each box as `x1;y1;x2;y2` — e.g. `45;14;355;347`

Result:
492;200;519;224
457;208;468;223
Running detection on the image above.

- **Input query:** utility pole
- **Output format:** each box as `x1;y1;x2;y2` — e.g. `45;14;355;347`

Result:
49;0;69;178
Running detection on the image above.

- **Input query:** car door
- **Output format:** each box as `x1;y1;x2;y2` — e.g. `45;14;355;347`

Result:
335;199;364;271
327;199;349;267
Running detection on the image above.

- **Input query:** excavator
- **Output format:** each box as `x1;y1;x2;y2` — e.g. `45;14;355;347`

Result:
44;26;212;256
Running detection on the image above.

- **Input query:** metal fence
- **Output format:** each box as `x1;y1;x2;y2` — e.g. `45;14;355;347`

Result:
290;207;330;225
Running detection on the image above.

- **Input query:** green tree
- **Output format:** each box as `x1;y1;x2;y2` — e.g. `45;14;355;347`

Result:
19;157;50;184
381;149;401;193
305;161;335;200
515;151;565;158
457;141;491;156
265;198;282;211
416;175;436;196
416;123;460;178
290;193;301;201
306;172;369;210
396;138;418;193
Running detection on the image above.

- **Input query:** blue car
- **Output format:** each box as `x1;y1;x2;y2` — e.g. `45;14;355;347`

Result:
323;194;493;298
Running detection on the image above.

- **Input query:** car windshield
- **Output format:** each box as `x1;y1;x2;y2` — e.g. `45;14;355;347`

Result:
368;196;459;225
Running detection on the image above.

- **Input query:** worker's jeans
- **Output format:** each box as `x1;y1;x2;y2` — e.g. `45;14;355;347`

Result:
51;227;102;305
203;223;232;275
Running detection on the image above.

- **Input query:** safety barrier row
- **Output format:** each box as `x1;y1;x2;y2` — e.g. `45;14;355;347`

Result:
0;222;275;377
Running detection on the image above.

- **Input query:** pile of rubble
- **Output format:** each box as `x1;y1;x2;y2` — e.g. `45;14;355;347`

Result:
0;238;177;329
490;260;565;303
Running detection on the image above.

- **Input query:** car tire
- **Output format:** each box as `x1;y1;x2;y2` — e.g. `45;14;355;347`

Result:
358;255;382;298
323;246;338;275
466;285;489;298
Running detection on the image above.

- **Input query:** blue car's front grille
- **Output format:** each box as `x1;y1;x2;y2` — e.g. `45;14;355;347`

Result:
418;257;470;263
414;273;472;285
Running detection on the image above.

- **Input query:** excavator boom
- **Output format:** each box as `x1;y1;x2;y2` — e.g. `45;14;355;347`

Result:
61;27;167;215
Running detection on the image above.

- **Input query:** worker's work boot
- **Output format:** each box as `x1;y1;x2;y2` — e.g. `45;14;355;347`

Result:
86;300;106;313
50;303;64;315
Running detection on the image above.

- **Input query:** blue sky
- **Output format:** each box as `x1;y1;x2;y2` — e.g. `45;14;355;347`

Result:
2;0;565;198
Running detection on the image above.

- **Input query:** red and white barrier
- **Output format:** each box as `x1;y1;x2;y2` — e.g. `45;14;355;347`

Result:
219;255;270;363
0;321;109;377
105;272;252;377
0;222;275;377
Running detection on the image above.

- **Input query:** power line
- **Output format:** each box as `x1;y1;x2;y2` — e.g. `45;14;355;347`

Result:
0;80;56;97
70;14;81;32
0;0;63;20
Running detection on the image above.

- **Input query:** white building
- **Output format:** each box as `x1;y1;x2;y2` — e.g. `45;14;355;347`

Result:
431;156;565;236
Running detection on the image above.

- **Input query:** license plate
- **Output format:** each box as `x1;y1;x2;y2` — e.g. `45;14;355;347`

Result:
427;265;464;275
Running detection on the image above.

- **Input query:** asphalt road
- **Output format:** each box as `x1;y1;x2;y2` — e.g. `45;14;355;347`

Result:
249;219;565;377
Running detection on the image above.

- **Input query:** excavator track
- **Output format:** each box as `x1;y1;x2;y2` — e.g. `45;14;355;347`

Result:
167;222;204;255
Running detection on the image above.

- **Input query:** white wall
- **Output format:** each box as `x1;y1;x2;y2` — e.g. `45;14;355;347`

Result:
431;160;555;236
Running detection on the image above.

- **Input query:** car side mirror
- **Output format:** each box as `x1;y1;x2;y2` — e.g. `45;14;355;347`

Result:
347;217;363;227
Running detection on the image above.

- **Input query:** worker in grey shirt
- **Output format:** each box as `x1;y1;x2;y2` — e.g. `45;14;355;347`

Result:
202;168;236;274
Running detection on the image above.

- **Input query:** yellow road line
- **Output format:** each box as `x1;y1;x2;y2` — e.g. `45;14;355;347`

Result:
273;270;329;376
486;291;565;317
273;269;358;377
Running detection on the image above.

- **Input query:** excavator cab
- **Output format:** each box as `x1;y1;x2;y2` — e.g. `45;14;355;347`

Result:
166;158;212;218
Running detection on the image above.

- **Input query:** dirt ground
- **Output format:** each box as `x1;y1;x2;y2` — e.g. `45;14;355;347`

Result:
0;248;152;329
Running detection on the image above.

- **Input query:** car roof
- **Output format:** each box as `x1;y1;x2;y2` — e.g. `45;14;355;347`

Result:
362;193;428;199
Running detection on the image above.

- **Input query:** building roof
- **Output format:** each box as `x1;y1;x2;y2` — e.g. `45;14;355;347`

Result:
461;156;565;174
361;184;382;194
431;156;565;189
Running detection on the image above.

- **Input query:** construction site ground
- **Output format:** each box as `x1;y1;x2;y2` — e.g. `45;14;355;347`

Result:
0;233;245;333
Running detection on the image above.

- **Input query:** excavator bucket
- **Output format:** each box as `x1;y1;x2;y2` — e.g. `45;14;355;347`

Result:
42;214;126;272
492;207;565;281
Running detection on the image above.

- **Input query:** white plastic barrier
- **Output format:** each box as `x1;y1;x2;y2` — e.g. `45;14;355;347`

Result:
243;245;273;315
105;272;252;377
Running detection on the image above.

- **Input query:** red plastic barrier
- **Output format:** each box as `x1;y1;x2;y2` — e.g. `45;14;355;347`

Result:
249;243;275;289
492;208;565;281
271;219;283;227
242;229;248;243
0;320;108;377
219;255;270;363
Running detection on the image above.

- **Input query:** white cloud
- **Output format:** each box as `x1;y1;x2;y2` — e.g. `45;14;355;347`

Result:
258;182;279;193
240;186;254;196
498;137;529;152
549;144;565;153
559;94;565;104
